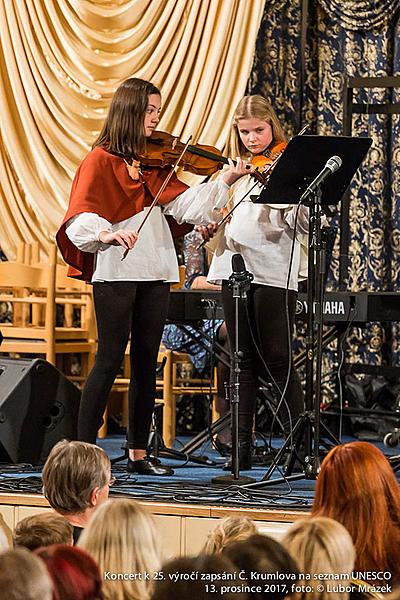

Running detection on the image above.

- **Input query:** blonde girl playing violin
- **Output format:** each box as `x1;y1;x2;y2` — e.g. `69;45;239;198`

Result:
202;95;309;470
56;78;251;476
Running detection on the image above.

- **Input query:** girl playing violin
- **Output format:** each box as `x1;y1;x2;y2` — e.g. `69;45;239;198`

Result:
202;95;309;470
56;77;250;476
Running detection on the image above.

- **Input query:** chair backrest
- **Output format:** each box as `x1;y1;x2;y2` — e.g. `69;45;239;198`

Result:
0;258;56;340
55;263;96;338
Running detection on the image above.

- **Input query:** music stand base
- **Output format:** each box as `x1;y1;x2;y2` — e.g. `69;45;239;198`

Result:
212;473;256;485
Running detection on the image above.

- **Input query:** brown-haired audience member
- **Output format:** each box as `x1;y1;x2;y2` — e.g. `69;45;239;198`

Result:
41;440;113;543
0;548;53;600
312;441;400;585
223;533;299;600
151;554;249;600
283;517;355;600
202;515;257;554
79;498;162;600
14;512;73;550
37;544;103;600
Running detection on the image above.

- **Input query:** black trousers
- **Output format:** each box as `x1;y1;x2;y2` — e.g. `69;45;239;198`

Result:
221;282;304;441
78;281;170;449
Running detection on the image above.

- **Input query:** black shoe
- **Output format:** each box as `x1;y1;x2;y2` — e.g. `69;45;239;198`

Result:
214;437;232;457
223;442;252;471
127;457;174;476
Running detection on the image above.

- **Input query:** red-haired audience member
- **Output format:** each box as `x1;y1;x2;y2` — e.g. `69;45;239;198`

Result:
41;440;113;543
312;441;400;584
283;517;355;600
36;544;103;600
202;516;257;554
0;548;53;600
151;554;249;600
222;533;299;600
14;513;73;550
79;499;162;600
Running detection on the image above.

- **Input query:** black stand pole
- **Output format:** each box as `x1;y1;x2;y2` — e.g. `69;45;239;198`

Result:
244;190;340;489
213;260;255;485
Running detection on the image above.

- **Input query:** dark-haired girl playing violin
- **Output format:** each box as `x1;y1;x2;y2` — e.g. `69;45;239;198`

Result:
201;95;309;470
56;78;251;476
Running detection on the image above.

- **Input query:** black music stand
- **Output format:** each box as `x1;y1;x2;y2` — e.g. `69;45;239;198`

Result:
246;135;372;488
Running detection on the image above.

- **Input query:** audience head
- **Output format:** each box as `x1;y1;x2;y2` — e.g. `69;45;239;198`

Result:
79;499;161;600
283;517;355;600
0;526;8;552
0;548;53;600
202;516;257;554
36;544;103;600
42;440;112;521
223;533;299;600
312;441;400;581
14;512;73;550
151;553;248;600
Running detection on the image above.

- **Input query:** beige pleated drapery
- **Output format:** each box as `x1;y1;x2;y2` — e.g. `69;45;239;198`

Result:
0;0;265;260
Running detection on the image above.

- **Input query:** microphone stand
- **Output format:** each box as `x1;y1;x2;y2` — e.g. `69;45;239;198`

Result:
212;266;255;485
244;185;341;489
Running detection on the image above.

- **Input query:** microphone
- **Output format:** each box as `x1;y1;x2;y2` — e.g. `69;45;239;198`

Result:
231;253;248;281
300;155;342;203
229;254;253;296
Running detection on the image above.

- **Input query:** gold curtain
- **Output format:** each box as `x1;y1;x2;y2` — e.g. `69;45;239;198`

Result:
0;0;265;259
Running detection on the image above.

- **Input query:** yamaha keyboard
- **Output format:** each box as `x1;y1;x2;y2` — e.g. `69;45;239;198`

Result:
168;289;400;324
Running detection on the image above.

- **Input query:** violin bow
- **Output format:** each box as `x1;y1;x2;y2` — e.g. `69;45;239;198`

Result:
121;136;192;261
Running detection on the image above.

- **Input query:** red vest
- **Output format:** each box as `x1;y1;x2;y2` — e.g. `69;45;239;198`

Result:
56;147;191;281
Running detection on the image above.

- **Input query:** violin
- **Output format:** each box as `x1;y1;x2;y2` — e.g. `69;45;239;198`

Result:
139;130;286;185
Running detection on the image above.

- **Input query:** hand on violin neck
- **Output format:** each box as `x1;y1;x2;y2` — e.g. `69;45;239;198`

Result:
222;157;254;186
124;159;141;181
98;229;138;249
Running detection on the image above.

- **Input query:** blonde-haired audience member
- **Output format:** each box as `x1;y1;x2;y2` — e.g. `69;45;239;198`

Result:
0;527;8;552
42;439;112;543
283;516;355;600
79;498;162;600
0;548;53;600
202;516;257;554
14;512;73;550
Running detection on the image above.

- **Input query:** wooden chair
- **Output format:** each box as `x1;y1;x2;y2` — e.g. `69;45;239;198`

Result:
0;244;96;375
109;344;218;446
158;348;218;447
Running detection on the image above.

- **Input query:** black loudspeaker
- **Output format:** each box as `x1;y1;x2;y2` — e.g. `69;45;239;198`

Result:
0;357;80;464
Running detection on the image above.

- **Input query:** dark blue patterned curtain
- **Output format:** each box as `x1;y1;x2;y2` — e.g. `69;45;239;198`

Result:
249;0;400;376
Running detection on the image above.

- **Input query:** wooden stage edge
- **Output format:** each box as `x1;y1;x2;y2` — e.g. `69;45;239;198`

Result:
0;492;309;553
0;491;307;522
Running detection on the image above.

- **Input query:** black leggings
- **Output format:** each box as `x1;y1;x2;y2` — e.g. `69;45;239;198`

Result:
78;281;170;449
221;282;304;440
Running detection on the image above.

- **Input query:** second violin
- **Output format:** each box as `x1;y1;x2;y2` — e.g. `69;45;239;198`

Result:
139;130;285;185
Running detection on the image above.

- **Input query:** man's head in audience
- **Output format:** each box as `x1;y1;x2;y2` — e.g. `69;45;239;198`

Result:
42;440;112;532
14;512;73;551
0;548;53;600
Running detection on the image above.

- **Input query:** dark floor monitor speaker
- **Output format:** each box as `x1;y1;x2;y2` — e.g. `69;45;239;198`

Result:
0;357;80;464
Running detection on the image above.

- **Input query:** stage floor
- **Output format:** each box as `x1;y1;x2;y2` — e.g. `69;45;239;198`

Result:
0;432;398;514
0;433;398;553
